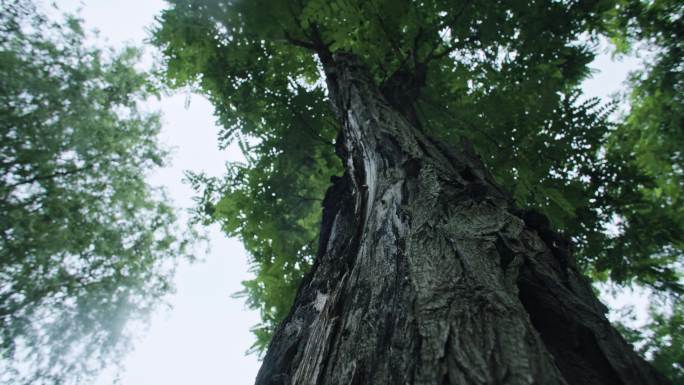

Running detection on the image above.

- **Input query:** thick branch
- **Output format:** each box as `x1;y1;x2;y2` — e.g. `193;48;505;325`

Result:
5;165;91;190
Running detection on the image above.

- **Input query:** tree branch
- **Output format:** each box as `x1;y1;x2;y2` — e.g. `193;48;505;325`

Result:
425;0;473;62
5;165;91;190
283;31;318;51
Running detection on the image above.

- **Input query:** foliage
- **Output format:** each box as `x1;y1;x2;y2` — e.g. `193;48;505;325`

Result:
153;0;683;360
0;2;193;383
616;297;684;385
595;1;684;379
600;0;684;290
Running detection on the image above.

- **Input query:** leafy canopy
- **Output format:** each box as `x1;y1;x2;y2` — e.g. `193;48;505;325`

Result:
616;297;684;385
153;0;683;360
1;2;194;384
601;0;684;289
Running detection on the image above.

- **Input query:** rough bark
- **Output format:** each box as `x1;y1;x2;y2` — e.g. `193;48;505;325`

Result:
255;54;671;385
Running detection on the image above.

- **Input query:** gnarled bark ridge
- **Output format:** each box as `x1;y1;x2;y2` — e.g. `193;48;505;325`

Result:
255;54;670;385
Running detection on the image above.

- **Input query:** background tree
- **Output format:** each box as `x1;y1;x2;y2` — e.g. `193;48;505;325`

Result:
616;297;684;385
601;0;684;381
0;2;194;384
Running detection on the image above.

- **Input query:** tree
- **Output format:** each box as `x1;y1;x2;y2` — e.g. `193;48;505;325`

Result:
154;0;682;383
0;2;193;384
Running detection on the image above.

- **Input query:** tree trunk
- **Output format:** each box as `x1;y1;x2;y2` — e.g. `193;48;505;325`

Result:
255;54;671;385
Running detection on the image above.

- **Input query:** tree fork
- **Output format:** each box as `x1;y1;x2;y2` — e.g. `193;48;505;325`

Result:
255;54;670;385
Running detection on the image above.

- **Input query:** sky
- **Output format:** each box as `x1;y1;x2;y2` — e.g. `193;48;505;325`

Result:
47;1;645;384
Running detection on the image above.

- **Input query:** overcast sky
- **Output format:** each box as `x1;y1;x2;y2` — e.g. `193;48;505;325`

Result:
48;1;644;385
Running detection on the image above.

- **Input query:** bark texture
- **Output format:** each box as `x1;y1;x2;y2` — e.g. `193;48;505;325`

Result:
255;54;671;385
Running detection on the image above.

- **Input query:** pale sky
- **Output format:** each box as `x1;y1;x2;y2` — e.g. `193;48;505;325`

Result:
47;1;645;385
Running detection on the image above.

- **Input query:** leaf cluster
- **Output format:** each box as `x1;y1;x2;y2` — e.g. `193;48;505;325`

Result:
615;297;684;385
597;0;684;289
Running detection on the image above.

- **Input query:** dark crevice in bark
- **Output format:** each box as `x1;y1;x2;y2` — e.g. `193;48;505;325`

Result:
379;62;427;129
317;174;349;259
518;278;623;385
511;209;671;385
